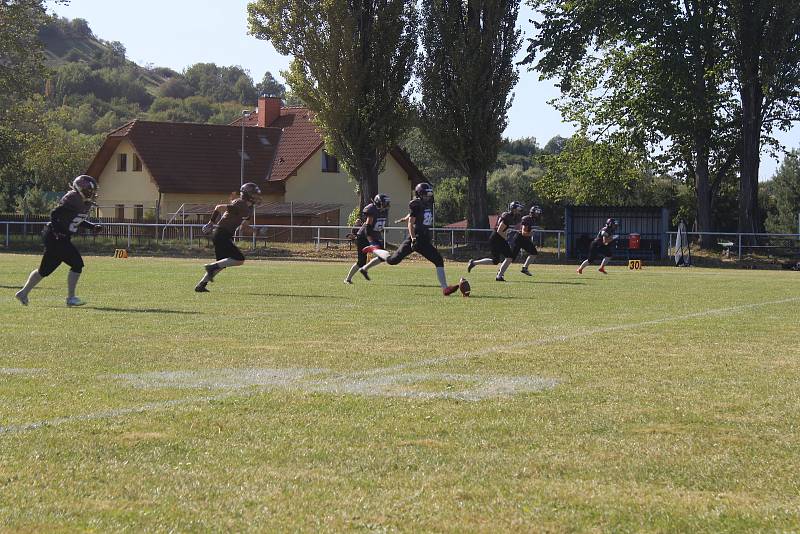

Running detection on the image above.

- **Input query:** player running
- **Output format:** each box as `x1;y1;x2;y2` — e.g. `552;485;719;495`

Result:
467;201;524;281
344;194;390;284
15;175;103;307
384;183;459;296
194;182;262;292
511;205;542;277
577;218;618;274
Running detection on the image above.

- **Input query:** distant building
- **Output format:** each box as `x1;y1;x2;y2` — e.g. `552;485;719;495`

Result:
86;96;424;226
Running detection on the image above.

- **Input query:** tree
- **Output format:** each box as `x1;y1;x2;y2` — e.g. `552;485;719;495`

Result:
256;71;285;98
524;0;740;247
765;150;800;234
248;0;419;206
726;1;800;236
417;0;522;229
0;0;63;112
534;134;648;206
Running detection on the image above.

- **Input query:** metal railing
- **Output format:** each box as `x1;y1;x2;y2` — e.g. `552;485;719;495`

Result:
667;231;800;260
0;221;566;258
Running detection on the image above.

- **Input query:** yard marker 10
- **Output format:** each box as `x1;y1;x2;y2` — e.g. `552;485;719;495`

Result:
628;259;642;270
113;249;129;259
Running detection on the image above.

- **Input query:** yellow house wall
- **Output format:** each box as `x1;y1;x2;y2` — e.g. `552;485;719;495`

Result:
95;139;159;218
284;149;414;227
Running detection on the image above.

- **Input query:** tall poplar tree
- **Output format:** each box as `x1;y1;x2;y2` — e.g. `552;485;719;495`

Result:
248;0;418;205
417;0;522;229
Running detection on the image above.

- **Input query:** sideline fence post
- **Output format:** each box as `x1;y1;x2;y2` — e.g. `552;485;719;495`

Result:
557;231;561;260
451;229;455;255
315;226;320;251
5;223;9;248
738;233;742;259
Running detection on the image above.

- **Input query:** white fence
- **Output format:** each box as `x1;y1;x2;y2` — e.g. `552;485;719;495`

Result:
1;221;566;258
3;220;798;261
667;231;800;260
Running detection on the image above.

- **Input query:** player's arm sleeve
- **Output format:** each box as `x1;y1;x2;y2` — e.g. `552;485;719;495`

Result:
78;220;99;231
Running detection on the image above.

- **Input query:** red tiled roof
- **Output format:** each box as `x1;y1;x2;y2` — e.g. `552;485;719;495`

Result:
87;120;282;194
231;106;425;184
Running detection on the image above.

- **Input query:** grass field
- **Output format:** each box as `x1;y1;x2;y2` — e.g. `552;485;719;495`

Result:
1;253;799;532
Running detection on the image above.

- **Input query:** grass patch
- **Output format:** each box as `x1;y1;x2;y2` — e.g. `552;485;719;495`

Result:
1;253;799;531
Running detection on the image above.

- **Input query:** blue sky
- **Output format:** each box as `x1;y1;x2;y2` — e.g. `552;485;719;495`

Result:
48;0;798;180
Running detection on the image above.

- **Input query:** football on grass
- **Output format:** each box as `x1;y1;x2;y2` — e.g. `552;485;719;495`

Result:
459;277;471;297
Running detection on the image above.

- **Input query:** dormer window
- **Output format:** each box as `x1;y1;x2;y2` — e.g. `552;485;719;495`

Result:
117;153;127;172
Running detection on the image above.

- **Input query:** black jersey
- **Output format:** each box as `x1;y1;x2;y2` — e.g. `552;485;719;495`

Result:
49;191;93;235
217;198;251;233
494;211;518;235
520;215;535;234
409;198;434;236
593;226;613;245
358;203;389;240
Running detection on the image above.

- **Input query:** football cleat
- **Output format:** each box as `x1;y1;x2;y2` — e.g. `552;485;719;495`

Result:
15;291;28;306
467;259;475;273
204;263;221;282
521;268;532;276
599;266;607;274
66;297;86;307
458;277;471;297
343;279;353;285
358;268;371;281
443;284;459;296
577;267;583;274
194;283;210;293
495;275;505;282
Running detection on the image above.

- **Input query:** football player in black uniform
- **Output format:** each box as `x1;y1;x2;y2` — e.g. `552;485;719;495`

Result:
344;193;390;283
385;183;459;296
195;182;261;292
577;218;618;274
15;175;102;307
467;201;524;281
512;205;542;276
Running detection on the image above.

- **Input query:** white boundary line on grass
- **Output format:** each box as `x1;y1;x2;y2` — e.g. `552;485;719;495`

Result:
1;296;798;435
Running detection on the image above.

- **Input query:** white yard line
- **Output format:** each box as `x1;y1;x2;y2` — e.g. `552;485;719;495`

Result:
1;296;797;434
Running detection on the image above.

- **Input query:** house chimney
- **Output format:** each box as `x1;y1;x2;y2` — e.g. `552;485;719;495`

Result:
258;94;281;128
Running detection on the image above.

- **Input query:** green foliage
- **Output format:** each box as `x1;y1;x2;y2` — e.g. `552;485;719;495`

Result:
765;151;800;234
400;127;461;186
183;63;258;105
417;0;522;228
14;186;58;215
248;0;419;204
433;176;468;225
534;134;649;206
256;71;285;98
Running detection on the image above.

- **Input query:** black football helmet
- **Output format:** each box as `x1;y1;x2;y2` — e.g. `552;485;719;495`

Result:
240;182;262;204
373;193;390;209
508;201;524;214
414;182;434;201
529;205;543;217
605;217;618;231
72;175;98;202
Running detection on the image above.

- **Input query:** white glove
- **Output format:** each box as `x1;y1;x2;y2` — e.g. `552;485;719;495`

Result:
202;222;214;235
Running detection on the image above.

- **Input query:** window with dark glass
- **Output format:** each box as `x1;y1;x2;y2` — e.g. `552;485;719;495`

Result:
321;151;339;173
117;153;127;171
132;154;143;172
115;204;125;219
